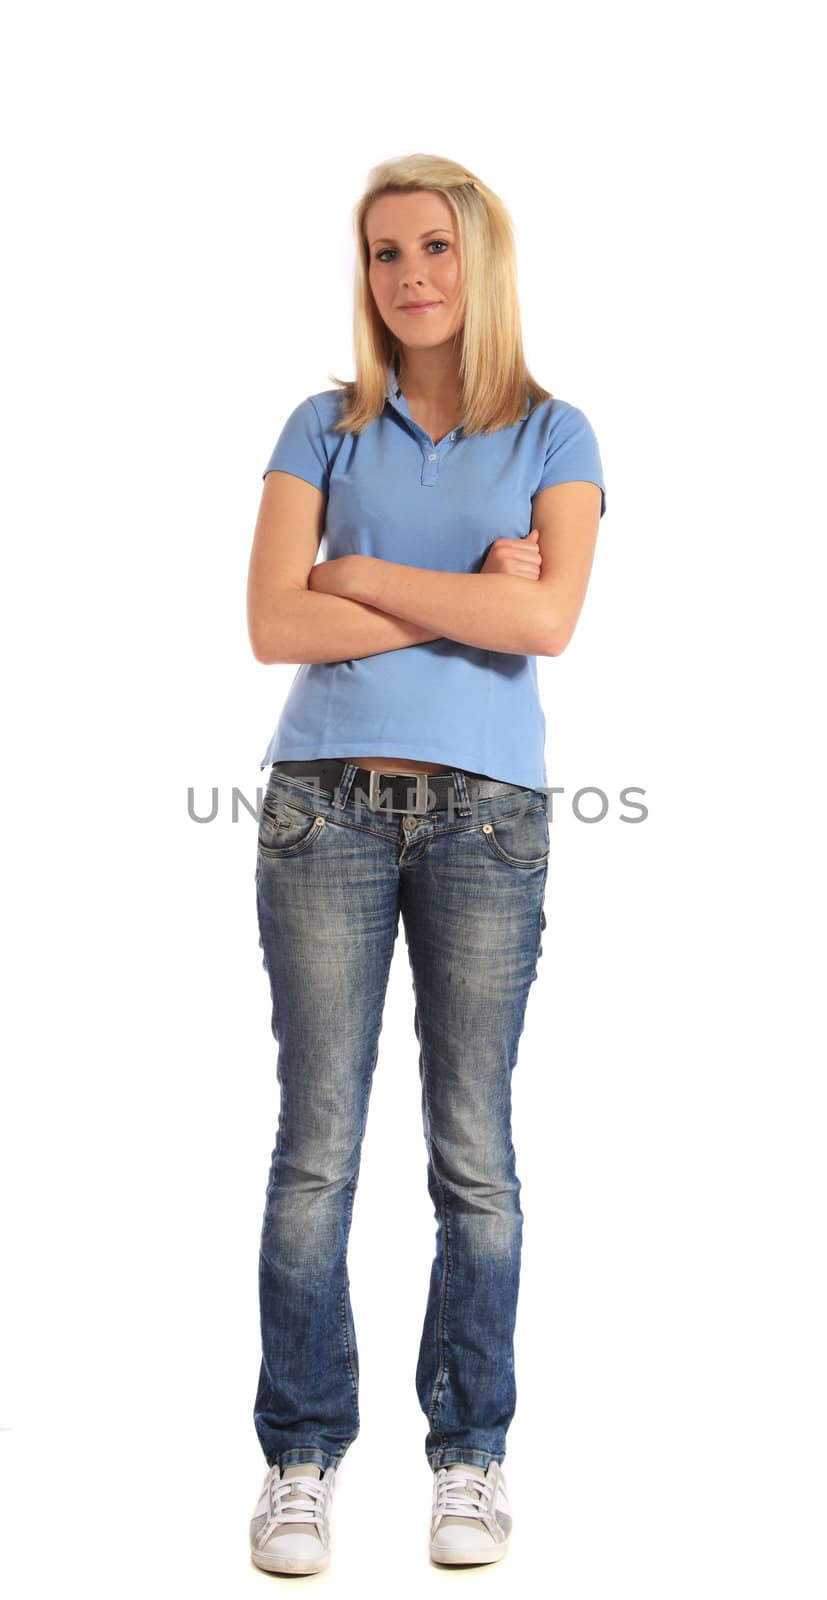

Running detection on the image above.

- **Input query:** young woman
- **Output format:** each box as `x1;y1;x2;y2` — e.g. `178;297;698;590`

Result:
246;153;606;1574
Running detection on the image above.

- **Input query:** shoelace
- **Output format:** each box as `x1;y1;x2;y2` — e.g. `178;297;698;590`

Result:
260;1471;326;1541
434;1467;495;1520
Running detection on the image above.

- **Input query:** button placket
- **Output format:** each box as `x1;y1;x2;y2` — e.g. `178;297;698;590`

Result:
384;370;461;486
422;449;439;485
420;429;457;485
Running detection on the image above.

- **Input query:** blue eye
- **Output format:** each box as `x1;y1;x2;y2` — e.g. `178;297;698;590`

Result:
375;240;449;262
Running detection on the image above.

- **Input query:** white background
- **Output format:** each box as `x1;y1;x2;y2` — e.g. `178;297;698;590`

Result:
2;2;825;1595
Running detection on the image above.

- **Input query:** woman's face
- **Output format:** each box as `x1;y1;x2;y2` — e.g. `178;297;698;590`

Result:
365;189;464;356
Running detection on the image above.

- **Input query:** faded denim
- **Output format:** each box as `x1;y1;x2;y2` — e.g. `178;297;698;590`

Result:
253;761;549;1474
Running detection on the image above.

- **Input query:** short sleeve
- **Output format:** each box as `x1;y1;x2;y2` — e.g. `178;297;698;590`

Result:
262;396;330;494
535;402;606;518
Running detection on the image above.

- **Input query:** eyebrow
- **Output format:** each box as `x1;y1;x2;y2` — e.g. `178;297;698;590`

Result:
369;228;453;246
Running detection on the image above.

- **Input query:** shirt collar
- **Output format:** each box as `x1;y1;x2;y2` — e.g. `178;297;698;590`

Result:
385;359;465;438
385;360;402;406
383;360;532;429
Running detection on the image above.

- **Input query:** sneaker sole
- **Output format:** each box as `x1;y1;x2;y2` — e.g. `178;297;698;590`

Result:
251;1545;330;1575
429;1536;510;1565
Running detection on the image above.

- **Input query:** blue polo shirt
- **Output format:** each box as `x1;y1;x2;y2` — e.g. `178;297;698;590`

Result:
258;362;606;787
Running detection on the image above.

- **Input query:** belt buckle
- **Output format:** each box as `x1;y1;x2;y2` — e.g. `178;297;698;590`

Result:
368;770;432;815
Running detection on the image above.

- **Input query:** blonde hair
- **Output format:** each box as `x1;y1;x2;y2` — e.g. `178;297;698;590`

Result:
329;153;552;437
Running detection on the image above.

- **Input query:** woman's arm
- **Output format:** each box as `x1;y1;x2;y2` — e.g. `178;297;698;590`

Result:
247;470;443;664
309;558;550;656
308;481;603;657
257;590;443;665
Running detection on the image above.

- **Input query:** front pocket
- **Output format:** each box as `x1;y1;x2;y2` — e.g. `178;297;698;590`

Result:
258;801;326;858
481;804;550;868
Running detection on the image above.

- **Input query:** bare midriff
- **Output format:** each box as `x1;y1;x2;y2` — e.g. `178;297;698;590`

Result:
345;756;455;775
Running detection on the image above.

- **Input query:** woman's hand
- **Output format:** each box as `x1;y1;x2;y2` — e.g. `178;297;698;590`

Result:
480;529;542;579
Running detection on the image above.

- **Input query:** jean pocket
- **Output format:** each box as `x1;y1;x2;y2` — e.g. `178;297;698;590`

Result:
481;802;550;868
258;798;327;858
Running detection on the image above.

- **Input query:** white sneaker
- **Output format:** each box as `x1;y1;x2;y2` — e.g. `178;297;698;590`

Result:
249;1461;336;1574
430;1460;512;1564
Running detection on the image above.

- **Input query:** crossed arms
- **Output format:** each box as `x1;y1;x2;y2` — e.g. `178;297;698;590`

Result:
247;473;602;665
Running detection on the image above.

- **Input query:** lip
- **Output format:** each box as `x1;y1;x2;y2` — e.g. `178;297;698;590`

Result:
399;302;441;314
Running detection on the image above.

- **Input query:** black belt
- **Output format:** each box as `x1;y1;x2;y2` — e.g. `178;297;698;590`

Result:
271;759;526;815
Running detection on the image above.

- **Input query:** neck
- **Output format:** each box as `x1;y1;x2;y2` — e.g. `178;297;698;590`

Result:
395;344;463;407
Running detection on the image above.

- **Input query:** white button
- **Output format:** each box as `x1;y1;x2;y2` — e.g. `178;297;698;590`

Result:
450;431;456;439
428;452;436;461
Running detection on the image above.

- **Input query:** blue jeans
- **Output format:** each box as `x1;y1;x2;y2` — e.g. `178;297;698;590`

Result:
253;761;549;1474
